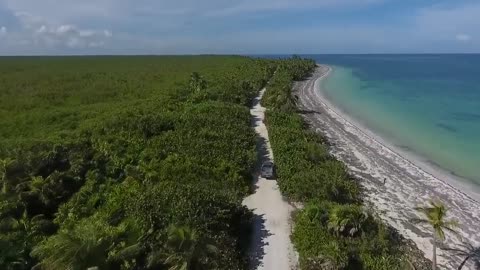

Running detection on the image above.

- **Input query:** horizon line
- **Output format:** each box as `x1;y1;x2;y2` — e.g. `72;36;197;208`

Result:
1;52;480;57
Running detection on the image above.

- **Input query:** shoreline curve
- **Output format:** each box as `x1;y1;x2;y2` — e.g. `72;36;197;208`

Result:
295;64;480;270
314;65;480;204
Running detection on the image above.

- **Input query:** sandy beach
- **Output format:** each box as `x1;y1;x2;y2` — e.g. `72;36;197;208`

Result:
295;65;480;270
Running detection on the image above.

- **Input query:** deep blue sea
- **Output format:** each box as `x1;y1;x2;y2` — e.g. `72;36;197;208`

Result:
301;54;480;186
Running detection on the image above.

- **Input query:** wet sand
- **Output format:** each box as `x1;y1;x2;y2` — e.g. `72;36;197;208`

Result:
295;65;480;270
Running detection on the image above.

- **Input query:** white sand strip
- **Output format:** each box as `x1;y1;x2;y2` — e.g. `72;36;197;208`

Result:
242;88;297;270
295;66;480;270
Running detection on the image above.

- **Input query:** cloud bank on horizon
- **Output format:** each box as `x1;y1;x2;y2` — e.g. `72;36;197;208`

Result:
0;0;479;55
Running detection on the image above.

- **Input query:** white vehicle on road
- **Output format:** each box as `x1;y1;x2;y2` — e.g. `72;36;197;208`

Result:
260;161;274;179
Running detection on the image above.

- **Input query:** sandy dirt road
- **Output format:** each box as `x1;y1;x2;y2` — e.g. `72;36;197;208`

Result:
242;88;297;270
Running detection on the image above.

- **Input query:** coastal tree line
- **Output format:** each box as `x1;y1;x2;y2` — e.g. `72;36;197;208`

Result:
262;58;417;269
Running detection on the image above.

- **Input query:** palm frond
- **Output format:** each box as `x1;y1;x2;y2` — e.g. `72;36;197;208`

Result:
111;243;144;260
443;220;459;229
446;249;468;256
435;228;445;241
443;226;460;235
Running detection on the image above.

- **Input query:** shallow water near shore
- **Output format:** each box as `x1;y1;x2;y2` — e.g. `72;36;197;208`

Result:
309;55;480;190
296;66;480;269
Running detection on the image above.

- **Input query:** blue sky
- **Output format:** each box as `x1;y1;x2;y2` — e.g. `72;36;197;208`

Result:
0;0;479;55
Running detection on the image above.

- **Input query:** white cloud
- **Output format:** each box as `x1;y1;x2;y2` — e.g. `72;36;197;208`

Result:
0;12;112;53
0;26;7;35
36;25;47;34
0;0;387;55
1;0;480;54
56;25;77;35
456;33;471;42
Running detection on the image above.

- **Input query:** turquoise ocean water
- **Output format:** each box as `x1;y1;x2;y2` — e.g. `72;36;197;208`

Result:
306;54;480;186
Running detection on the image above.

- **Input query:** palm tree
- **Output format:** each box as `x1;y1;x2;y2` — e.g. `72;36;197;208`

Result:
443;242;480;269
413;200;459;270
152;225;218;270
28;176;51;205
31;219;116;270
327;205;369;237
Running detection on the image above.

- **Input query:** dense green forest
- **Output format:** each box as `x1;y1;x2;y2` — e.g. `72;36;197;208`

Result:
262;58;430;270
0;56;277;269
0;55;431;270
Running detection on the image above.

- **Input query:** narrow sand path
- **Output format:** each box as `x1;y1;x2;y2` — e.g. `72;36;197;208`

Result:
242;88;297;270
295;66;480;270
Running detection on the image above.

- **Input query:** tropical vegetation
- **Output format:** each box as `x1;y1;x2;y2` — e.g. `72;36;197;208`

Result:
0;56;277;269
1;55;474;270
